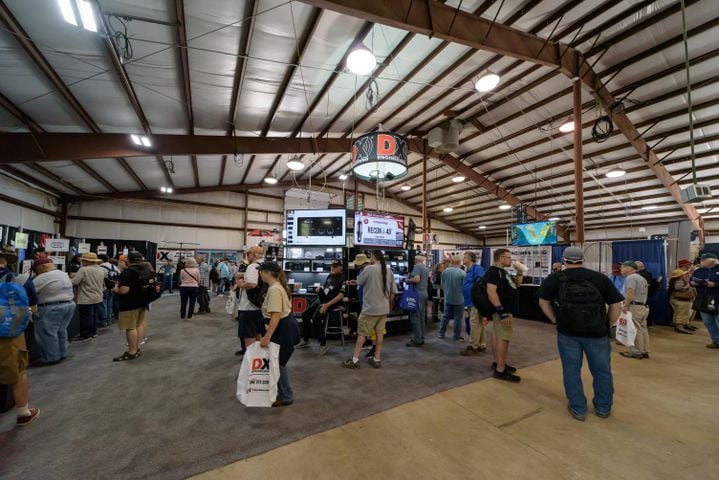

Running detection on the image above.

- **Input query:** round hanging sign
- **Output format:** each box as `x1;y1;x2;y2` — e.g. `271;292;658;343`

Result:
351;132;408;181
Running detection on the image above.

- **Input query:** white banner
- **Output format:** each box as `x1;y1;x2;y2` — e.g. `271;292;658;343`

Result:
78;243;91;254
354;211;405;248
490;246;552;284
49;255;66;272
96;245;107;255
46;238;70;252
156;250;196;270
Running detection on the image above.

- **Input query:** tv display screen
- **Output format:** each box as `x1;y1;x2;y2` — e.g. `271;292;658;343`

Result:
354;211;405;248
511;221;558;246
286;209;346;246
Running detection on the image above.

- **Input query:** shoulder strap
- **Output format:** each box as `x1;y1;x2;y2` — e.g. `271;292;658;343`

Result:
183;268;199;283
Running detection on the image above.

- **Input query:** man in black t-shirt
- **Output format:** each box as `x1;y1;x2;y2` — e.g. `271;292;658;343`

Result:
296;262;346;356
538;247;624;421
485;248;524;383
112;252;148;362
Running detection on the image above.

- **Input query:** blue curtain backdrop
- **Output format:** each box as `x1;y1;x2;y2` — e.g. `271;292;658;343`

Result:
481;247;492;270
611;239;669;325
552;244;570;264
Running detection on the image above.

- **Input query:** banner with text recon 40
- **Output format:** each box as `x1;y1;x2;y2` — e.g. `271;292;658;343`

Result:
354;212;404;248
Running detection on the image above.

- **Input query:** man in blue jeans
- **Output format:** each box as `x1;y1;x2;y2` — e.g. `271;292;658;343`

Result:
691;252;719;348
439;256;466;341
538;247;624;421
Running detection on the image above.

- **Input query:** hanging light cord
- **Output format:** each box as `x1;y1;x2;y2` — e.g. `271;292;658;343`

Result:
681;0;697;184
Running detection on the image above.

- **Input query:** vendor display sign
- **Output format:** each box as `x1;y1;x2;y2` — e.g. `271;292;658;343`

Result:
78;243;91;254
491;246;551;283
354;211;404;248
14;232;28;250
46;238;70;252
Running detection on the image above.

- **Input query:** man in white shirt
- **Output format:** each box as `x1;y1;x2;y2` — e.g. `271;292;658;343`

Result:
235;246;265;352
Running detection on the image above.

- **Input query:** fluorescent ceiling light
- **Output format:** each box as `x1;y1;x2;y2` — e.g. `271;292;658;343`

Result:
58;0;77;26
77;0;97;32
559;121;575;133
160;187;167;193
401;185;411;191
166;187;173;194
443;207;453;212
641;205;657;210
339;173;349;181
264;177;278;185
130;134;142;146
474;72;500;92
606;168;626;178
140;136;151;147
346;45;376;75
452;175;465;183
548;217;560;221
478;225;487;230
287;158;305;171
499;204;512;210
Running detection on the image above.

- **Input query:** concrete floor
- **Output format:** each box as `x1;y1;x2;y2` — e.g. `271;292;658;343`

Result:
195;325;719;480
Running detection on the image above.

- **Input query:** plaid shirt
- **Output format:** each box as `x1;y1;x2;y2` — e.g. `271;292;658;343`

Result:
198;262;211;288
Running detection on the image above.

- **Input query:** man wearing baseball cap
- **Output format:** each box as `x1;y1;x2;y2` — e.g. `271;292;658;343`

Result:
539;247;623;421
0;247;40;426
691;252;719;348
619;261;650;360
296;261;346;356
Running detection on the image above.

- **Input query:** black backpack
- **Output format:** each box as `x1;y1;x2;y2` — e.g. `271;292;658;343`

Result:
101;264;120;290
555;272;607;336
471;266;507;317
127;265;162;305
246;267;268;308
209;266;219;282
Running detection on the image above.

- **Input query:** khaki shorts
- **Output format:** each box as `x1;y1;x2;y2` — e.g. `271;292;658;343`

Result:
0;335;29;384
492;313;514;342
358;313;387;338
118;308;148;331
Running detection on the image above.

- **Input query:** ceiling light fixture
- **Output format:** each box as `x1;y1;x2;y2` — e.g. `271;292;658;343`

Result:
160;186;173;194
130;134;151;147
339;173;349;181
548;217;560;221
478;225;487;230
130;134;142;146
474;72;500;92
140;136;151;147
606;168;626;178
58;0;77;26
401;185;411;191
641;205;657;210
499;204;512;210
452;175;465;183
559;121;575;133
346;44;376;76
264;177;278;185
286;156;305;171
443;207;453;213
58;0;97;31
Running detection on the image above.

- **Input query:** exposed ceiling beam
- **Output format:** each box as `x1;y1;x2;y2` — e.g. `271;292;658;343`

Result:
219;0;257;185
1;165;62;197
0;90;42;131
174;0;199;188
0;191;59;217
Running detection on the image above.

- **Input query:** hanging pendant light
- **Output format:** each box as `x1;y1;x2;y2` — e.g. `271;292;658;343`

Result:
347;44;376;75
474;72;500;92
286;155;305;171
352;132;408;182
264;177;278;185
559;120;575;133
605;168;626;178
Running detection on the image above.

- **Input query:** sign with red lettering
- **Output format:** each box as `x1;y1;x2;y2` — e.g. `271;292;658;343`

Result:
351;132;408;181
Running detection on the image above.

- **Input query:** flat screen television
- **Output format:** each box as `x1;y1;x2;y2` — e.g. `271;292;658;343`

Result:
286;209;346;246
354;211;405;248
511;221;558;246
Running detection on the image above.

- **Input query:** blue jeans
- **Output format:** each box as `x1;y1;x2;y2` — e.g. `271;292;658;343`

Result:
557;333;614;416
102;290;114;325
34;302;75;362
216;277;229;295
78;303;101;338
163;274;174;292
277;365;293;402
700;312;719;344
410;294;428;343
439;303;464;340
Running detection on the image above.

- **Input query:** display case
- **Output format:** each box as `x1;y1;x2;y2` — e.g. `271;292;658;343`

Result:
284;246;347;296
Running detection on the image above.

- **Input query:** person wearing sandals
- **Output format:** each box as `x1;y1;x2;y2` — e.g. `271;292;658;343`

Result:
343;250;398;369
179;258;200;320
669;268;695;334
112;252;149;362
257;262;300;407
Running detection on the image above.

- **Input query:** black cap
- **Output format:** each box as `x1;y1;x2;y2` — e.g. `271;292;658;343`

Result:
128;251;144;263
331;261;343;268
257;261;282;274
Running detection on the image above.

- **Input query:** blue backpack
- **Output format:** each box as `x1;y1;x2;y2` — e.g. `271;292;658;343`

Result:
0;273;31;338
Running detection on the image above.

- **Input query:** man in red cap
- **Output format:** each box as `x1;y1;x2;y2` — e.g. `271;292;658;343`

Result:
678;259;694;272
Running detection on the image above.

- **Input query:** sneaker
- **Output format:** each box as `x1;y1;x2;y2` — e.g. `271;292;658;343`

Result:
272;399;294;407
368;357;382;369
595;410;611;419
296;340;311;349
140;337;148;346
567;406;586;421
366;346;376;358
406;340;424;347
620;351;643;359
706;343;719;349
455;337;465;343
686;325;698;331
491;362;517;373
674;328;692;334
438;334;446;339
319;345;329;356
493;369;521;383
16;407;40;427
460;346;481;356
641;353;650;359
342;358;360;369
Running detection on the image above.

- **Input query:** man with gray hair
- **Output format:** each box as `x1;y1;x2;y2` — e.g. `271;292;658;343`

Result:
619;261;650;360
439;255;466;341
461;251;486;356
691;252;719;348
406;254;430;347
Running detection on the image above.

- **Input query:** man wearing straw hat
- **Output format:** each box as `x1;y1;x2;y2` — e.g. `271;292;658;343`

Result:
0;246;41;426
70;252;106;341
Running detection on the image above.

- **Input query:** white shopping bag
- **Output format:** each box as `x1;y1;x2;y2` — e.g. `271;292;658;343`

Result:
236;342;280;407
225;295;237;316
615;310;636;346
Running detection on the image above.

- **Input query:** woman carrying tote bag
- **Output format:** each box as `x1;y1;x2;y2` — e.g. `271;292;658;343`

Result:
257;261;300;407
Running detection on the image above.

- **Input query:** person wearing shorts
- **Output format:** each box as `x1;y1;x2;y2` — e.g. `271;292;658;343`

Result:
112;252;149;362
343;250;398;369
236;246;265;352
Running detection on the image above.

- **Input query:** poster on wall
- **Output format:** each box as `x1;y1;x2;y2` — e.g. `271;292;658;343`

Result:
490;246;552;284
14;232;28;250
78;243;91;254
96;245;107;255
354;211;404;248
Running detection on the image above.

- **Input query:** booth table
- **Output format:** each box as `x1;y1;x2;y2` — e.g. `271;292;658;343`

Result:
517;285;550;323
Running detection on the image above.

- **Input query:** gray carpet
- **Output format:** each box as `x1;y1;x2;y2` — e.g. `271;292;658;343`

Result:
0;295;559;479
